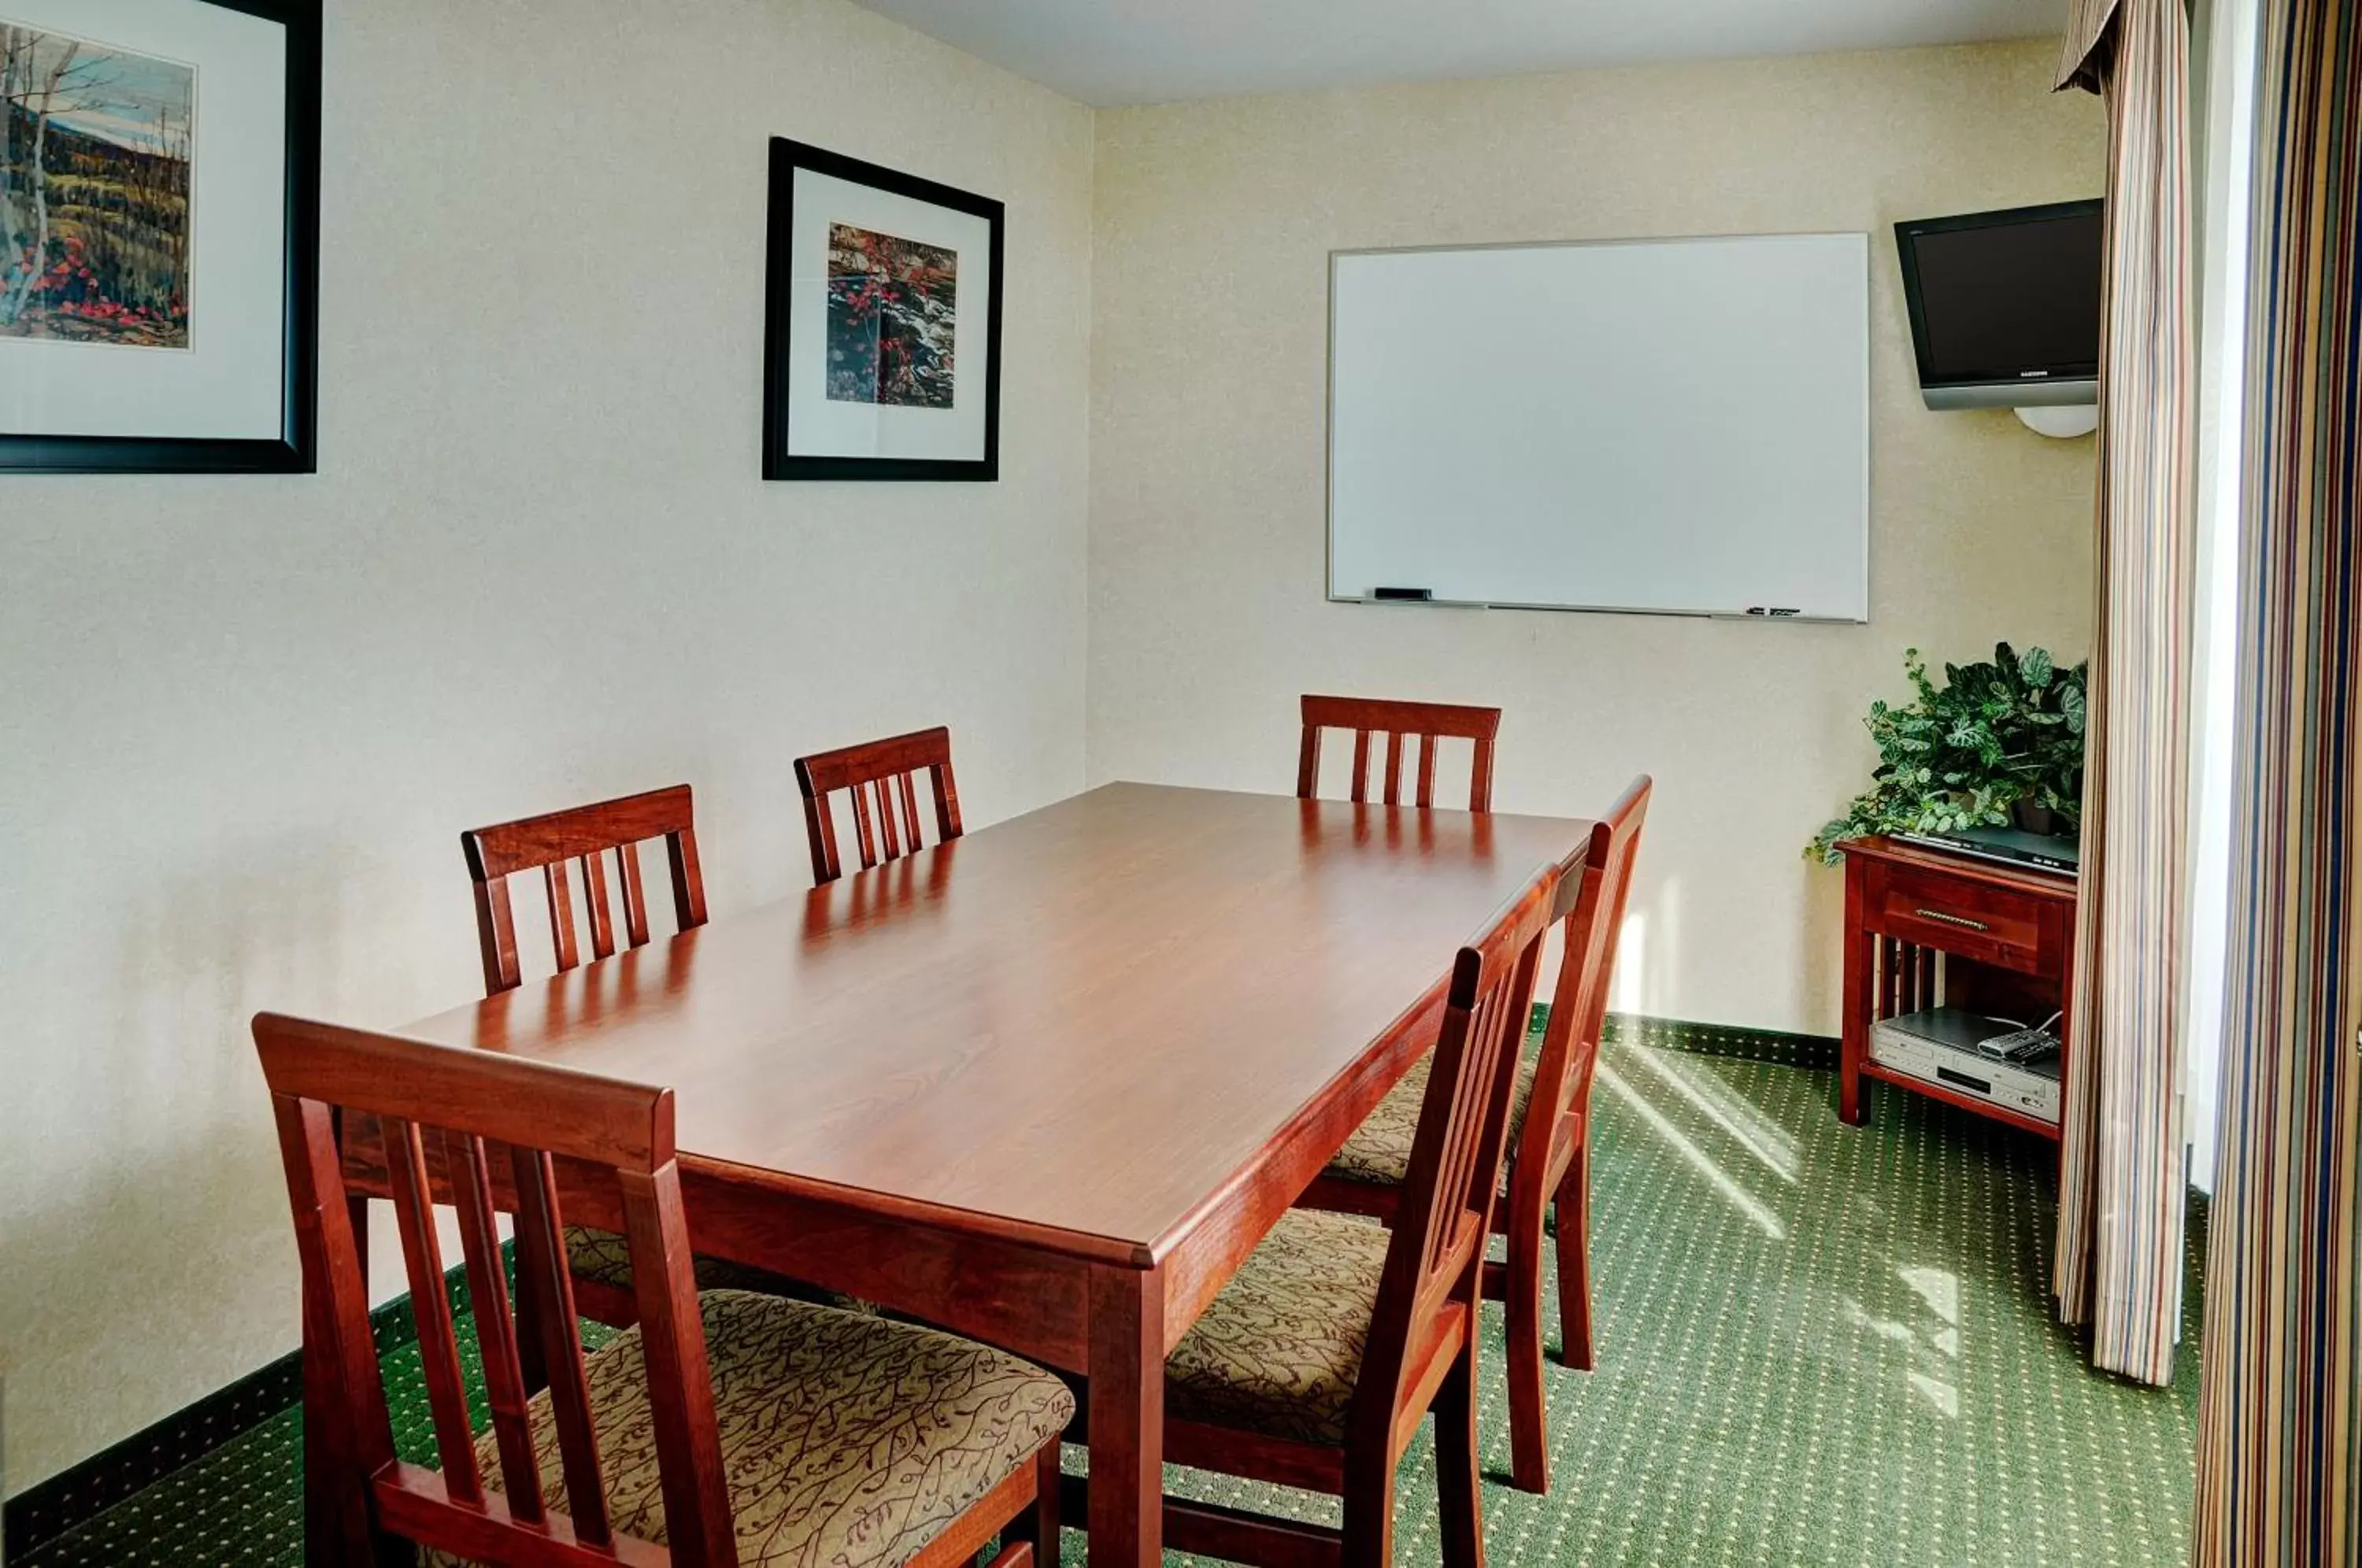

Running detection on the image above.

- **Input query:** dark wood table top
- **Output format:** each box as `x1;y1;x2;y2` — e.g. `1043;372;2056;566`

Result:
398;782;1590;1267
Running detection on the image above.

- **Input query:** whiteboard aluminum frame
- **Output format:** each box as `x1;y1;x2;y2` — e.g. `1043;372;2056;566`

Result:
1324;231;1872;623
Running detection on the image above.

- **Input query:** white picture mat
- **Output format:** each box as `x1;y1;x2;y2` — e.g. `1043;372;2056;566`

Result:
0;0;289;441
1328;233;1871;621
784;167;991;462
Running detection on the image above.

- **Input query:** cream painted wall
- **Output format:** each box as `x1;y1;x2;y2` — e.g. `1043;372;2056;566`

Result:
0;0;1092;1492
1086;42;2104;1037
2;25;2110;1500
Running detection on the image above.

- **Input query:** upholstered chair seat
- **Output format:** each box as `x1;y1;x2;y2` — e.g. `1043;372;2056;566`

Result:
425;1290;1072;1568
1162;1208;1393;1446
1323;1051;1542;1189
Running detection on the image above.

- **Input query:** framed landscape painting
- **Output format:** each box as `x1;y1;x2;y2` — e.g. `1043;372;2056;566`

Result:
0;0;319;473
763;138;1004;481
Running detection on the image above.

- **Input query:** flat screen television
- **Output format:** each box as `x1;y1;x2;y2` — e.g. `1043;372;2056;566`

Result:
1896;199;2104;409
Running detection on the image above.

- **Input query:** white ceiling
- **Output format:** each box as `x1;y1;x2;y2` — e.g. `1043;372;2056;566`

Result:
853;0;2064;106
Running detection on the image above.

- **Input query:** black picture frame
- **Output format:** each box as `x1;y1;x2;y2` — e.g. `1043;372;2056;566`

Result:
0;0;320;475
763;137;1004;483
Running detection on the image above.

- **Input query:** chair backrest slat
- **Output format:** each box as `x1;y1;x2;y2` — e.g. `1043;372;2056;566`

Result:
1520;777;1653;1176
874;778;902;860
254;1013;737;1566
850;782;879;869
385;1116;485;1504
446;1130;546;1523
794;727;963;886
616;840;651;949
464;785;706;997
1297;695;1503;814
580;852;616;962
896;771;924;849
1350;862;1556;1425
509;1144;612;1548
543;862;580;974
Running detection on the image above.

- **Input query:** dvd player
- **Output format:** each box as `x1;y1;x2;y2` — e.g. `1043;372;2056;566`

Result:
1870;1008;2061;1125
1896;825;2079;877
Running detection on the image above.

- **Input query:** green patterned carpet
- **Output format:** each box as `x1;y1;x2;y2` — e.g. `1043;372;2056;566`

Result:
19;1041;2201;1567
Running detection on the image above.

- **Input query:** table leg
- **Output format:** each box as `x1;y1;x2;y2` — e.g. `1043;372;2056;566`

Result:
1086;1263;1164;1568
1839;857;1871;1126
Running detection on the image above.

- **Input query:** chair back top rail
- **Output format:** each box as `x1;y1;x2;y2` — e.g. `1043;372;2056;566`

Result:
1351;860;1557;1429
1519;776;1653;1168
462;784;708;997
254;1011;739;1566
1296;694;1502;813
794;726;963;886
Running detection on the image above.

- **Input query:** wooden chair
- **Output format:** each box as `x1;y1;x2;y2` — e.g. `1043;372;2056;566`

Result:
462;785;752;1329
794;726;963;886
1064;862;1557;1568
256;1012;1071;1568
1297;695;1502;813
462;783;708;998
1302;776;1652;1494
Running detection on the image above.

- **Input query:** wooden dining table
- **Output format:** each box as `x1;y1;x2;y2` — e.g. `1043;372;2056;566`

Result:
328;781;1593;1567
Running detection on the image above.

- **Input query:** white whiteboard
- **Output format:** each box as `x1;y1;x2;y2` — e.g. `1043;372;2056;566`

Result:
1327;234;1870;621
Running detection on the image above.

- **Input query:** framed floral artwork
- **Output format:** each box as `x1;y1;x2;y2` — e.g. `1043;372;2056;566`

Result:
762;138;1004;482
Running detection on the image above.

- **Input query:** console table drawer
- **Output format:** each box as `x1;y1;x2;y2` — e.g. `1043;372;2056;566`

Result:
1871;863;2052;973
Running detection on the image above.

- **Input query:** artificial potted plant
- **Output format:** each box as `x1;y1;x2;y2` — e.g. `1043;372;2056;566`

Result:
1808;643;2088;865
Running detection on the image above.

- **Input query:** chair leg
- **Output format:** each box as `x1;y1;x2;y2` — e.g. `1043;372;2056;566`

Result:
1553;1136;1595;1372
1340;1445;1398;1568
1502;1164;1552;1494
1434;1336;1486;1568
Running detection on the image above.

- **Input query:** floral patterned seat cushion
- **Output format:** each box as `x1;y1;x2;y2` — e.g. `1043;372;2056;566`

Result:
1163;1208;1393;1446
1322;1051;1542;1189
423;1289;1072;1568
562;1225;829;1301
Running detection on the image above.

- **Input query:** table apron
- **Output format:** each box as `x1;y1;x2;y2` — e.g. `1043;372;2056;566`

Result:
671;1171;1094;1370
339;1141;1092;1370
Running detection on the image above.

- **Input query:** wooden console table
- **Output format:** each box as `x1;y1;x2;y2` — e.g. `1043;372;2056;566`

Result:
1837;835;2077;1139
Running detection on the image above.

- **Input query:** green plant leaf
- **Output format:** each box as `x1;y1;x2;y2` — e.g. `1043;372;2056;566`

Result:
1807;642;2088;864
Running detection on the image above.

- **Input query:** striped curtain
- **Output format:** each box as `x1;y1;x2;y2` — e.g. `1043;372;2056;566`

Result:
2192;0;2362;1559
2051;0;2200;1389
